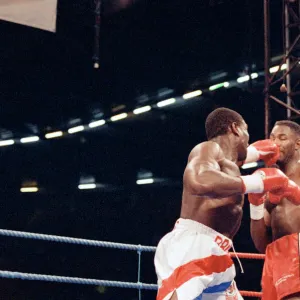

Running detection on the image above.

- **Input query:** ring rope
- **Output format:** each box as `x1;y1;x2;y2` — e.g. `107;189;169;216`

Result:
0;270;157;289
229;252;265;259
0;229;155;252
0;270;262;297
0;229;265;259
240;291;262;297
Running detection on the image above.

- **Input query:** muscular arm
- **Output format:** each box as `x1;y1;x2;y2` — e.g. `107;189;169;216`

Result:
250;208;272;253
184;142;244;198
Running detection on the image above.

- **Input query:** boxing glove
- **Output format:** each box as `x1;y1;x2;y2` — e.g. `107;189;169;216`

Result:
241;168;288;194
269;179;300;205
245;139;279;166
248;192;268;220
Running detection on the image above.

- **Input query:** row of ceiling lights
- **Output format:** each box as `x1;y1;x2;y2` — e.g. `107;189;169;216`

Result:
20;178;155;193
0;64;286;148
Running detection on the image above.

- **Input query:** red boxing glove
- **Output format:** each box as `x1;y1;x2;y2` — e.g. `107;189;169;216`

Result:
248;192;268;206
269;179;300;205
245;139;279;166
241;168;288;194
254;168;288;192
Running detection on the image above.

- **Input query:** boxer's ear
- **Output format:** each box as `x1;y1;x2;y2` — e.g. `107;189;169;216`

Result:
230;122;240;137
295;138;300;151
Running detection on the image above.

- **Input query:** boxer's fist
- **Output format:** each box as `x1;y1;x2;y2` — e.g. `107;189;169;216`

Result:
253;168;288;192
241;168;288;194
269;179;300;205
248;192;268;206
246;139;279;166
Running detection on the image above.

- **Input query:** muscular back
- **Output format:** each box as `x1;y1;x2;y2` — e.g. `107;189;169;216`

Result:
180;142;244;239
265;163;300;240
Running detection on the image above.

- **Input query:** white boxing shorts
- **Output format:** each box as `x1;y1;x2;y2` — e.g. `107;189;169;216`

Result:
154;218;243;300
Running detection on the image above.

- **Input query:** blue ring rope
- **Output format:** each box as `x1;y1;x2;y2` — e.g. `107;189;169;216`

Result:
0;229;158;292
0;270;158;290
0;229;156;252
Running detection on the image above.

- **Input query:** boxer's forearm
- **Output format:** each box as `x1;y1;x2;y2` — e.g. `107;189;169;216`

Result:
189;169;246;198
250;218;271;253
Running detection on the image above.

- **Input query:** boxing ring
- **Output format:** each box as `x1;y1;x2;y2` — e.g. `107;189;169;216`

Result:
0;228;263;298
3;2;300;300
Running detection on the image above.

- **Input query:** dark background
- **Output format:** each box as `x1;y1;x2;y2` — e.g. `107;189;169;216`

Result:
0;0;296;299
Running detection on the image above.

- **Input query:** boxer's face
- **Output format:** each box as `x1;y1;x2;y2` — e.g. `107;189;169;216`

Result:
270;125;299;163
236;121;249;161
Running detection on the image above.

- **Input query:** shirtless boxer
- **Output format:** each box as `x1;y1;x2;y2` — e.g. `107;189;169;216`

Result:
250;120;300;300
154;107;287;300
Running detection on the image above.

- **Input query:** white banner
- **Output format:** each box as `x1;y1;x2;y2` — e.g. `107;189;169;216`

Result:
0;0;58;32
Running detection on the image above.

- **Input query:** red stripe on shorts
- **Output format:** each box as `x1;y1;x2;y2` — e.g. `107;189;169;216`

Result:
157;254;233;300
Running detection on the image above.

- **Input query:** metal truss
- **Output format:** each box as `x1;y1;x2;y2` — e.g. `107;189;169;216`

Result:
264;0;300;138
